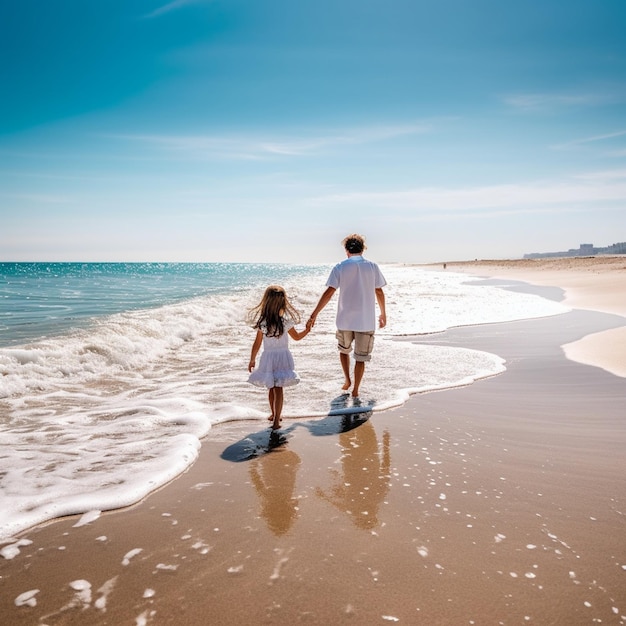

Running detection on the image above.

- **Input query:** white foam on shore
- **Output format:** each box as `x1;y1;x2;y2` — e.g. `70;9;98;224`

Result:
73;510;101;528
14;589;39;607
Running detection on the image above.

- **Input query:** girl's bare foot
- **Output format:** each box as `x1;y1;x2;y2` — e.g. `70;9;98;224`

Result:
271;417;282;430
267;415;274;423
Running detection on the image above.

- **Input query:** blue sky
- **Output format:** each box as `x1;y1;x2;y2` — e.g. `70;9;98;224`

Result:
2;0;626;263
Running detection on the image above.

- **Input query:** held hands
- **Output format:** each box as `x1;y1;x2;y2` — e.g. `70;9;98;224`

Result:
306;315;316;331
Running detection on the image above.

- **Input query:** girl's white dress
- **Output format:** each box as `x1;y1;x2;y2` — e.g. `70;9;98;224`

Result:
248;318;300;389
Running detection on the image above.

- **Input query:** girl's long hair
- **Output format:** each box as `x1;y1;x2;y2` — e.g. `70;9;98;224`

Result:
247;285;301;337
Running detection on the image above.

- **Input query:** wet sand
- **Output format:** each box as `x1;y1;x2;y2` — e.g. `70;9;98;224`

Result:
1;270;626;625
437;256;626;378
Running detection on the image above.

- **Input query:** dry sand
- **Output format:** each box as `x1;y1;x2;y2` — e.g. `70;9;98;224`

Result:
1;260;626;625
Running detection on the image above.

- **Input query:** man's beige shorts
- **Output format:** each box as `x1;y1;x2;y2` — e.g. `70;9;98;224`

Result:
336;330;375;362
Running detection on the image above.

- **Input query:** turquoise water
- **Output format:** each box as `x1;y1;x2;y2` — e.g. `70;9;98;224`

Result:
0;262;325;347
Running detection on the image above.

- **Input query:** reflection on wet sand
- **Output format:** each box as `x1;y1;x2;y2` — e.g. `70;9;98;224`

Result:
250;447;301;535
316;420;390;529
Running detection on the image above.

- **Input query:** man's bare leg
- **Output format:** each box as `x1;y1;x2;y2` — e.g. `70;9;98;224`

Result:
340;352;351;391
352;360;365;397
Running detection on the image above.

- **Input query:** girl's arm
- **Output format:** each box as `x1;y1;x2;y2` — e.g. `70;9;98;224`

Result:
248;330;263;372
288;326;310;341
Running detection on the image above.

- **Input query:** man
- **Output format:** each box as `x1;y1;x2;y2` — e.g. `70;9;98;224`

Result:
307;234;387;398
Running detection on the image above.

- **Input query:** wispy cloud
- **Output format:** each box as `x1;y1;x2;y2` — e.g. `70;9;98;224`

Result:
308;175;626;216
502;92;609;111
551;129;626;150
1;192;75;204
142;0;204;19
574;168;626;181
110;122;432;160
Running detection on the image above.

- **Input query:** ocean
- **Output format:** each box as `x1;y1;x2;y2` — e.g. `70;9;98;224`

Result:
0;262;569;543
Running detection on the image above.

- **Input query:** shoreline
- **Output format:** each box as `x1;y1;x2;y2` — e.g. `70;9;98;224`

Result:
1;267;626;624
426;256;626;378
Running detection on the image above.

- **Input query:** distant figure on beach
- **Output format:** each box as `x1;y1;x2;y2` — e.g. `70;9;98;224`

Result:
247;285;310;430
307;234;387;398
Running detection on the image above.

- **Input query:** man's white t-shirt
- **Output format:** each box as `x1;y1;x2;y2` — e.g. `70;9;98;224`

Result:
326;255;387;332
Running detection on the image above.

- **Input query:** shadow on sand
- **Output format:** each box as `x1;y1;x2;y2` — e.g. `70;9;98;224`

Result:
220;394;376;462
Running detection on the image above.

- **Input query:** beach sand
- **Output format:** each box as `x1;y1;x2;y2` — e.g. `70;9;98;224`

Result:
1;259;626;625
437;256;626;378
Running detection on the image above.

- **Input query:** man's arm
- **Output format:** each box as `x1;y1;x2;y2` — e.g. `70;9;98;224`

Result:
375;287;386;328
307;286;336;329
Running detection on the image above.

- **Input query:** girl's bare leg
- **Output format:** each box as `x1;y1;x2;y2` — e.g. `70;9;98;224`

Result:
270;386;284;430
267;388;275;422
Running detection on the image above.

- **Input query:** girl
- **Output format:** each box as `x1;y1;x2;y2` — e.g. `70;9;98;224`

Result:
247;285;310;430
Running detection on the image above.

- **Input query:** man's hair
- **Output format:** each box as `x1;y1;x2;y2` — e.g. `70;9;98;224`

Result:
343;234;366;254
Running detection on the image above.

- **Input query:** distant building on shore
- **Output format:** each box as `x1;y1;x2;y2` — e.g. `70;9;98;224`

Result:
524;241;626;259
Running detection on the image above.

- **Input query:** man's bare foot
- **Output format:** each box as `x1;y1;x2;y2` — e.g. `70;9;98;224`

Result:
342;379;351;391
267;415;274;422
271;418;282;430
352;390;360;398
